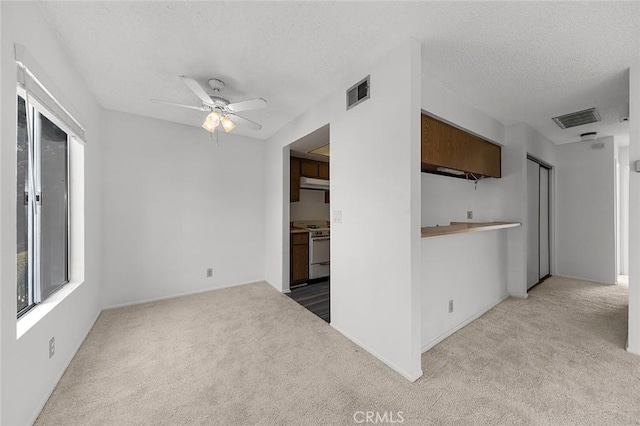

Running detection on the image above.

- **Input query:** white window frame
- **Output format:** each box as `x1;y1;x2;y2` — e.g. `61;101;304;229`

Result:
15;43;86;336
17;89;72;318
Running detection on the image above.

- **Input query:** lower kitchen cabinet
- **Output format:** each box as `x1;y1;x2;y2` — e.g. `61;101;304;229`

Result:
290;233;309;285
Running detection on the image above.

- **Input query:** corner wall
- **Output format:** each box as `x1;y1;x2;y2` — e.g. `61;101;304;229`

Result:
264;40;423;381
1;3;103;424
101;110;266;308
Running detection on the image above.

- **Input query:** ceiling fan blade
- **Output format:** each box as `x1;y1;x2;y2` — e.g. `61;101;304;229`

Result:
180;75;213;105
228;113;262;130
226;98;268;113
151;99;208;111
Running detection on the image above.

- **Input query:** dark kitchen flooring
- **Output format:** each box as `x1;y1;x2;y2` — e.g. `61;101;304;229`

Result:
287;279;330;323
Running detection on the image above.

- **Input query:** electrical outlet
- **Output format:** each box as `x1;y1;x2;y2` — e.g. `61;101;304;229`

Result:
467;211;473;220
206;268;213;278
448;300;454;313
49;337;55;359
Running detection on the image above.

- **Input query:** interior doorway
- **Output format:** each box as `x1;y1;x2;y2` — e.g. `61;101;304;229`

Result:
527;156;552;290
284;124;331;322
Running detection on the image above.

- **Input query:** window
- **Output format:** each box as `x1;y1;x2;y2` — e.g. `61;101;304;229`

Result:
17;94;70;317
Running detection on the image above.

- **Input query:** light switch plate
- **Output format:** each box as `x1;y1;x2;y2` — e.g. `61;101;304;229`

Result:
333;210;343;224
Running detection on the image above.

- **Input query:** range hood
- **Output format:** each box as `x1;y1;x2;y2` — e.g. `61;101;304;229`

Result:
300;176;329;190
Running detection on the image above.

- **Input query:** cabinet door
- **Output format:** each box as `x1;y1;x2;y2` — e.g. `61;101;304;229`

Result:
473;137;501;178
318;162;329;179
301;160;319;178
421;114;501;178
291;241;309;283
422;114;455;168
291;158;301;202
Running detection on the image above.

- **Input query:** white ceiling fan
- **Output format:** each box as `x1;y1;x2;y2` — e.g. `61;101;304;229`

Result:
152;76;267;133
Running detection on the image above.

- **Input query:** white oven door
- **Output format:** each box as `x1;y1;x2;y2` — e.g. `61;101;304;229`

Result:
309;237;330;279
310;237;330;264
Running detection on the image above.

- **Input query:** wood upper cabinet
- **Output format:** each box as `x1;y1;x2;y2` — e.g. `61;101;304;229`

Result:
421;114;501;178
291;156;329;203
301;161;319;178
318;162;329;179
290;158;301;202
290;232;309;285
296;157;329;180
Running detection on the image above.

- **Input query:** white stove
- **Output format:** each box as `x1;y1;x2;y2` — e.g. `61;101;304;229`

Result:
292;221;330;280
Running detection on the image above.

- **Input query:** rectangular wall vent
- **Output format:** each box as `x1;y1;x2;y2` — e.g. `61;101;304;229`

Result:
552;108;601;129
346;75;370;110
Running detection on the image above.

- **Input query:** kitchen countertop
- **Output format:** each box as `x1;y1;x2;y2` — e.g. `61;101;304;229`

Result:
421;221;521;238
290;227;310;234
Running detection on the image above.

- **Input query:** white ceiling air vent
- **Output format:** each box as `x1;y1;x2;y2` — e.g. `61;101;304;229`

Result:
552;108;601;129
346;75;370;110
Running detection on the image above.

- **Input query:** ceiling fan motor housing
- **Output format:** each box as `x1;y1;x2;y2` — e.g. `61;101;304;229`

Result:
208;78;225;93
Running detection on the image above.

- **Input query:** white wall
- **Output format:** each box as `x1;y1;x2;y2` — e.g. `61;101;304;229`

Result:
101;110;266;307
290;189;329;222
421;174;509;226
1;3;103;425
628;65;640;354
264;40;423;381
556;137;616;284
421;231;509;350
421;74;504;145
330;40;422;381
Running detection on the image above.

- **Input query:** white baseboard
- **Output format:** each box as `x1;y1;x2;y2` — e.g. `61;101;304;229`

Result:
553;274;615;286
421;293;510;353
28;309;101;426
103;280;264;310
331;323;423;382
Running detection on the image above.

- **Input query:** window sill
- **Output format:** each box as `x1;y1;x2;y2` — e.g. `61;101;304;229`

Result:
17;280;83;339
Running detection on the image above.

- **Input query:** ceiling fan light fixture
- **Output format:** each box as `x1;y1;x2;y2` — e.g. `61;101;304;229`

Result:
221;115;236;132
202;111;221;132
157;76;267;134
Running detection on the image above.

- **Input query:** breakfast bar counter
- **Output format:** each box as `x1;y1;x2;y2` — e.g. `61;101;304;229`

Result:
421;221;521;238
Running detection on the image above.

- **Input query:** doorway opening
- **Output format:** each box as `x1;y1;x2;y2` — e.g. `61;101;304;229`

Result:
527;155;552;291
285;124;331;322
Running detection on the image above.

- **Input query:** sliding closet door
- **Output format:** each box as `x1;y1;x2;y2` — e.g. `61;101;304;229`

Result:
539;166;550;278
527;157;552;290
527;160;540;289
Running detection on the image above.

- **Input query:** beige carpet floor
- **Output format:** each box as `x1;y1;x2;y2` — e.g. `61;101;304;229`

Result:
36;276;640;425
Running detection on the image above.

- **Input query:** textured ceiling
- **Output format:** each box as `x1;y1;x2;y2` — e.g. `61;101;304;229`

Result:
38;1;640;144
